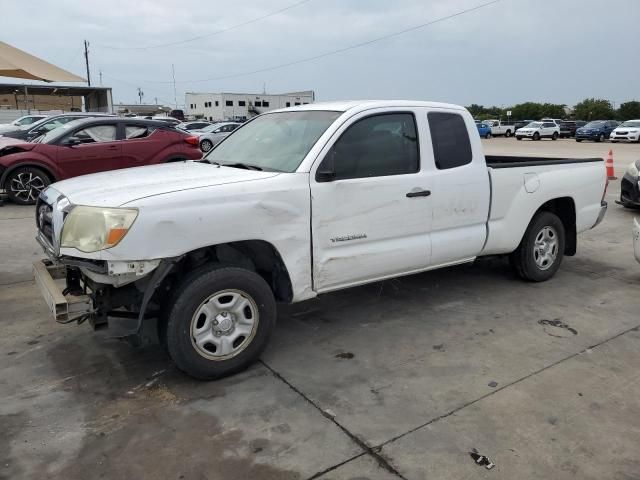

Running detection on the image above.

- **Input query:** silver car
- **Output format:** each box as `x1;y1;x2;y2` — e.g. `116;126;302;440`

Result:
194;122;242;152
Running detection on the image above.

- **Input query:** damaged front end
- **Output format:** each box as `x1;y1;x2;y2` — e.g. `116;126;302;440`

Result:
33;190;177;344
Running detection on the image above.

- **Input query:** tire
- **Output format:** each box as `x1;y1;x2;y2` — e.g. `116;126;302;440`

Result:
597;133;605;142
533;132;540;141
485;132;492;139
200;139;214;152
516;137;522;140
576;139;582;142
165;265;276;380
5;166;51;205
551;132;558;140
505;130;512;138
510;211;565;282
610;140;617;143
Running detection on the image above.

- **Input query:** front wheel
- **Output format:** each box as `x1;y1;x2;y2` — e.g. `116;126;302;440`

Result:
516;137;522;140
533;132;540;141
165;265;276;380
485;132;492;139
576;139;582;142
597;133;605;142
5;166;51;205
510;211;565;282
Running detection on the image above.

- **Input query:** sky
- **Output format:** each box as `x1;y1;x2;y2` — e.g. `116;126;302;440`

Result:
2;0;639;109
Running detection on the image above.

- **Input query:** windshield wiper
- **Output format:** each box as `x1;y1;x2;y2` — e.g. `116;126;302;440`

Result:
221;162;263;171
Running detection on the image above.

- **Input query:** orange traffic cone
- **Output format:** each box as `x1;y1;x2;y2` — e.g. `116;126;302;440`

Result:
606;149;616;180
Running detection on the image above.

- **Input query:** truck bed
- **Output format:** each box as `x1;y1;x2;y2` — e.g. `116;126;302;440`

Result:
486;155;603;169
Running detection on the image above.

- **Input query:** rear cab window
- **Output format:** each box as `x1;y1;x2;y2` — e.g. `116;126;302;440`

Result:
427;111;472;170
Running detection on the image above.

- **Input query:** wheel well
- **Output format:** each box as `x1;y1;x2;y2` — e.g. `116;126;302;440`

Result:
536;197;576;255
163;240;294;302
1;162;56;187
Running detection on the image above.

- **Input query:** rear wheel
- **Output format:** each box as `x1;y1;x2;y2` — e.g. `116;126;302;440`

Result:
485;132;492;139
576;139;582;142
516;137;522;140
505;130;512;138
551;132;558;140
533;132;540;141
510;211;565;282
165;265;276;380
597;133;605;142
200;139;214;152
5;166;51;205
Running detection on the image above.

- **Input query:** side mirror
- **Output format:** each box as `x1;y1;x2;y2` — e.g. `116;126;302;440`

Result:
316;151;337;182
62;136;81;146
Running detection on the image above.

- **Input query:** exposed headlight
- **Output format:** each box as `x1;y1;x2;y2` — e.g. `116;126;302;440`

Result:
627;161;639;178
61;206;138;253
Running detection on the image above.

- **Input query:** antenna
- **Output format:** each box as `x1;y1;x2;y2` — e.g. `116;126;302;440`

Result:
172;64;177;108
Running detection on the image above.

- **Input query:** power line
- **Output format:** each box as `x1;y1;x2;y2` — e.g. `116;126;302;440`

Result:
101;72;177;106
94;0;314;50
135;0;503;85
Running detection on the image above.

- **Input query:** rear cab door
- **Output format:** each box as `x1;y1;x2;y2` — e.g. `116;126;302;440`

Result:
424;109;491;265
310;107;433;292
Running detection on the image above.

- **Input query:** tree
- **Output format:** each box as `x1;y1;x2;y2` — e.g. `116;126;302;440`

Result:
573;98;615;120
617;101;640;120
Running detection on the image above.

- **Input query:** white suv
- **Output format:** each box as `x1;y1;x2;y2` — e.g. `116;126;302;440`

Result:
515;121;560;141
610;120;640;143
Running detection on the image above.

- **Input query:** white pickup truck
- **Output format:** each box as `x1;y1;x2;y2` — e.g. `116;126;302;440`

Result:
33;100;608;379
484;119;515;137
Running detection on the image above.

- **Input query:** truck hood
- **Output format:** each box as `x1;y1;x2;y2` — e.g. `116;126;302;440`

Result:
48;161;280;207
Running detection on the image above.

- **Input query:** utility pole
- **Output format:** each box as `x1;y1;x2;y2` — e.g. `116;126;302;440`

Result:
137;87;144;104
99;70;103;86
84;40;91;86
171;64;177;109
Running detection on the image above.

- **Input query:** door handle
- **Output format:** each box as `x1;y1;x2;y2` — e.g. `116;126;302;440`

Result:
106;145;118;150
406;189;431;198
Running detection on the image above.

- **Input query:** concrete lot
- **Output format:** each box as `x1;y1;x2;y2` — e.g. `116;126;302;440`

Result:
1;138;639;479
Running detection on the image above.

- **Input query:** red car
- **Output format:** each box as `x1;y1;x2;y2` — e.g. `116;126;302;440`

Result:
0;118;202;204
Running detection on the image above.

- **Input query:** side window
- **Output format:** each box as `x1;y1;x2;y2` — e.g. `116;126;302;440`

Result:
125;125;154;139
428;112;472;170
319;113;419;181
73;125;117;144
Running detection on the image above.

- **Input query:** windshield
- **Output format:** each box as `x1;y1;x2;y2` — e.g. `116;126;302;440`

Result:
204;110;342;172
620;121;640;128
525;122;542;128
584;121;605;128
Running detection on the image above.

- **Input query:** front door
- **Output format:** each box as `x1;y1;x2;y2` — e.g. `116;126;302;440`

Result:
56;123;122;179
310;110;432;292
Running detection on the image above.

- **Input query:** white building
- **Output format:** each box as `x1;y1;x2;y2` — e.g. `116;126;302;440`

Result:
185;90;315;121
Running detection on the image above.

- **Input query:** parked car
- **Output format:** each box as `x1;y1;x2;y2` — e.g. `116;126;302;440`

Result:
559;120;586;138
0;118;202;205
515;121;560;140
194;122;241;152
170;109;185;121
514;119;535;132
610;120;640;143
575;120;619;142
477;122;492;138
144;116;181;126
32;100;608;379
0;114;48;133
0;113;112;143
619;159;640;208
484;119;515;137
541;118;563;127
177;121;212;131
633;218;640;264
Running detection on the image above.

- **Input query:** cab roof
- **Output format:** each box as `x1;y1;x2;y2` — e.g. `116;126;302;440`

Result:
271;100;466;114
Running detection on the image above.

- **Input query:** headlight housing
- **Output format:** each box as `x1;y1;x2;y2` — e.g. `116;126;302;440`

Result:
627;161;640;178
61;206;138;253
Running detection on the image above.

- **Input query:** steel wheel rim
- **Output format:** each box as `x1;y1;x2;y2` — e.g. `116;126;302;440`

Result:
10;172;46;202
190;289;259;361
201;140;212;152
533;226;558;271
